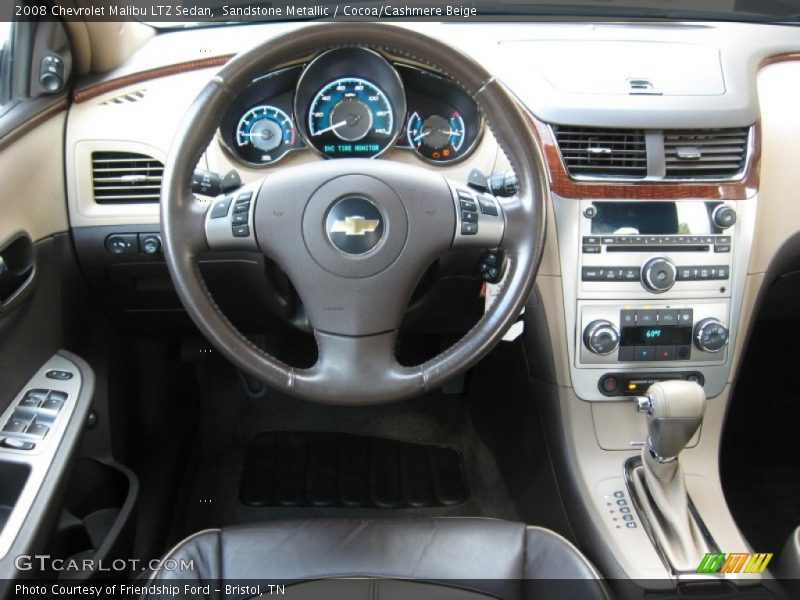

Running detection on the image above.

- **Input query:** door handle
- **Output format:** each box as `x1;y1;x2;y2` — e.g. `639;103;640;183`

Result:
0;234;35;310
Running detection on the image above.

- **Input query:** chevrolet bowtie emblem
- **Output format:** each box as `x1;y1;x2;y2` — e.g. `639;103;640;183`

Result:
329;215;381;236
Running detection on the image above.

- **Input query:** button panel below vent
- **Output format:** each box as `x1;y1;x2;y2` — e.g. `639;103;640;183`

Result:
553;126;647;179
664;128;749;179
91;152;163;204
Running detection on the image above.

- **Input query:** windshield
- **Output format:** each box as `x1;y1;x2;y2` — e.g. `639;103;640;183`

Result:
145;0;800;29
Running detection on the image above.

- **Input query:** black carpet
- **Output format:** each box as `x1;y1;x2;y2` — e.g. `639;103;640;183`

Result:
171;353;521;541
240;432;469;509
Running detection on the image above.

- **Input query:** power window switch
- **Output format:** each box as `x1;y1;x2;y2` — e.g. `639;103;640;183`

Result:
41;398;64;413
3;419;27;434
26;423;49;439
48;391;67;402
1;438;35;450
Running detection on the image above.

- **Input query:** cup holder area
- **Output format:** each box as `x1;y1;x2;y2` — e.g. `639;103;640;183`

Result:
40;458;137;580
0;462;31;536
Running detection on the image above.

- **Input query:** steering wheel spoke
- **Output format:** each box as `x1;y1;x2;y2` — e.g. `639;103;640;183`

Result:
446;181;505;249
294;330;421;404
204;180;262;252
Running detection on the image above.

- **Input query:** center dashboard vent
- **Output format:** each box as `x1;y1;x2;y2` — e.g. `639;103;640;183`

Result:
663;128;749;179
91;151;164;204
552;126;647;179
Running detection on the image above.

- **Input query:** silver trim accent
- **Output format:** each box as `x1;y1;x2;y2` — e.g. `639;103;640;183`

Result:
583;319;620;356
0;355;82;560
693;318;729;354
624;455;721;577
293;48;406;161
641;257;677;294
549;125;754;184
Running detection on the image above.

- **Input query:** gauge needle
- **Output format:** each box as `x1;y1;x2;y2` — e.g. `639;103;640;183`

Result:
313;120;348;136
413;130;432;143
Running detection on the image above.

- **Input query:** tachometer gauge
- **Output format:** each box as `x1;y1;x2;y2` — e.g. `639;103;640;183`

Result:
235;105;297;165
407;111;466;163
307;78;394;158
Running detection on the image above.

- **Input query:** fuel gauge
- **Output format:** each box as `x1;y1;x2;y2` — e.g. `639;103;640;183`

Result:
406;111;467;163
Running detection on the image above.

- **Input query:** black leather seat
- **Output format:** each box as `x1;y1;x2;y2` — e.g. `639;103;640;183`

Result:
147;518;607;599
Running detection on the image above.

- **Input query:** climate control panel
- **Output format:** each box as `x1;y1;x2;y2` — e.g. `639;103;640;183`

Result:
577;301;729;367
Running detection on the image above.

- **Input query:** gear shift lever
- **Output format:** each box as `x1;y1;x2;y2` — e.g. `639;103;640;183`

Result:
633;380;708;572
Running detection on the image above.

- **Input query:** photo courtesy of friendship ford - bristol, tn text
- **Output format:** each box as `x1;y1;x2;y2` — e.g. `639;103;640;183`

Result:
0;0;799;598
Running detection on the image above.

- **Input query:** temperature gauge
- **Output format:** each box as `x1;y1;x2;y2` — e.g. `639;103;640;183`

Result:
234;105;297;165
406;111;466;163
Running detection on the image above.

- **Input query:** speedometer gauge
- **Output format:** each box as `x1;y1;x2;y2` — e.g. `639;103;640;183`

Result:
235;105;297;165
308;78;394;158
407;111;467;163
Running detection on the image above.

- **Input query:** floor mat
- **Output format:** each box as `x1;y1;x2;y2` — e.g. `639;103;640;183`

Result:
240;432;468;508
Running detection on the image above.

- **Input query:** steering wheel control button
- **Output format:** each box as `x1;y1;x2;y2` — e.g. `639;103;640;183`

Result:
459;199;477;212
477;195;499;217
1;438;35;451
105;234;138;254
232;225;250;238
462;211;478;223
232;213;248;226
326;197;384;255
210;196;233;219
45;369;73;380
461;222;478;235
233;192;253;212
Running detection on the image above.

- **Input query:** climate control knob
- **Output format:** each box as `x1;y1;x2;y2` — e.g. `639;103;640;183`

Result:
583;320;620;355
694;318;729;353
641;257;677;293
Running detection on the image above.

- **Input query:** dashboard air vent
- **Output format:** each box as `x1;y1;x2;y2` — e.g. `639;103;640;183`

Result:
99;89;146;106
664;128;749;179
553;126;647;178
91;152;163;204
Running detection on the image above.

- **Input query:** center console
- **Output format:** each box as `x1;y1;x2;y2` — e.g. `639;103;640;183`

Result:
554;196;756;402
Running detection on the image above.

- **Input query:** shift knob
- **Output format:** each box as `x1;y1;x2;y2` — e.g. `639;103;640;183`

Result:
637;380;706;461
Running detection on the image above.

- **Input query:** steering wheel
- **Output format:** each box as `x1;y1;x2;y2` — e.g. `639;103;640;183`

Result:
161;23;547;405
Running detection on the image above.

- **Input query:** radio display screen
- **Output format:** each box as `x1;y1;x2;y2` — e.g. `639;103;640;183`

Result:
620;326;693;346
590;201;723;235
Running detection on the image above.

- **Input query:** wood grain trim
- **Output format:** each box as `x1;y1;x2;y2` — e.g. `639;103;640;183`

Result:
523;111;760;201
73;55;233;103
759;52;800;69
0;98;68;153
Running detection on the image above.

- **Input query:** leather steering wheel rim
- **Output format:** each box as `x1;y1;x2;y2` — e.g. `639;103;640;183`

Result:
161;23;547;405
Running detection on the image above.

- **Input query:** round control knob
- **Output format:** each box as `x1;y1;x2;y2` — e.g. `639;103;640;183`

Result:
712;205;737;230
141;235;161;255
694;318;729;353
583;320;620;355
641;257;677;293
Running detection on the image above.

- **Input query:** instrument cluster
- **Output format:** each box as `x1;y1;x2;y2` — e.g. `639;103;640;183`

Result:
218;48;483;167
